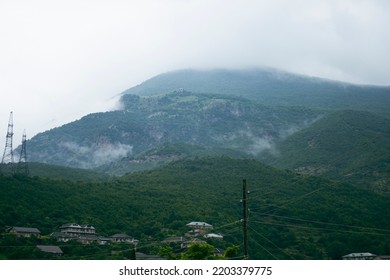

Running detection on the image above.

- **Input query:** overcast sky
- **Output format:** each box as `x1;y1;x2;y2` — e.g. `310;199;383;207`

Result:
1;0;390;151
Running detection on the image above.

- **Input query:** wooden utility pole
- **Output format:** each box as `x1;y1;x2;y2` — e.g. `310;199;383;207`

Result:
242;179;249;260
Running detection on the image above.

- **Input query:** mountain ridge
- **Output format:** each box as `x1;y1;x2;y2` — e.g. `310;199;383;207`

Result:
121;68;390;116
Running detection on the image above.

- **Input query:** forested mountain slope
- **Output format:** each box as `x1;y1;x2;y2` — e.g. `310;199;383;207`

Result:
26;92;319;169
1;157;389;259
23;68;390;172
262;110;390;191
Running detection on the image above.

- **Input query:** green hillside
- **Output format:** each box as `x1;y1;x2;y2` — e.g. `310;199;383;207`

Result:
0;162;109;181
1;157;389;259
95;142;249;176
262;110;390;191
26;91;319;169
28;162;109;181
121;68;390;116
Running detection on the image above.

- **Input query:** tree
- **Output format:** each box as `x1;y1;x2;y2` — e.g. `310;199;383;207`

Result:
224;245;239;259
159;246;177;260
180;243;215;260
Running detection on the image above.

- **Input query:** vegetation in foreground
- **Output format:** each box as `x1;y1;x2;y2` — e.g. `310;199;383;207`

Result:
1;157;389;260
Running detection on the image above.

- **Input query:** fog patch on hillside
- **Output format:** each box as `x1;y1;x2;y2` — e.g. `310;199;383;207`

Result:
244;116;324;157
60;141;133;168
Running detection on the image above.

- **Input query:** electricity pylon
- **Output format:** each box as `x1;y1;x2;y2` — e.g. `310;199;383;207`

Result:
1;112;15;174
17;130;29;176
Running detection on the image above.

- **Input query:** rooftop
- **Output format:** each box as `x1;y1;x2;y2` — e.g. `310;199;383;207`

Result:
36;245;63;254
343;252;376;258
186;222;213;228
111;234;132;238
204;233;223;239
60;223;95;229
10;227;41;234
163;236;186;243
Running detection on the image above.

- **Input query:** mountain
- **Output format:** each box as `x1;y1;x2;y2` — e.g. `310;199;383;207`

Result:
20;67;390;178
122;68;390;116
1;157;389;259
262;110;390;191
26;91;320;169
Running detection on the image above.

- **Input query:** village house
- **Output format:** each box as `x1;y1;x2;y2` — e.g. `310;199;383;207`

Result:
163;236;187;243
162;236;187;249
77;235;99;245
186;222;213;229
60;223;96;236
50;232;73;243
342;252;377;260
51;223;98;244
50;223;138;246
111;233;138;244
186;221;213;237
36;245;63;256
204;233;223;239
9;227;41;238
98;237;111;245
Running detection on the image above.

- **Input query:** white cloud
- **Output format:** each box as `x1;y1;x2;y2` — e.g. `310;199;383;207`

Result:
0;0;389;151
60;141;133;168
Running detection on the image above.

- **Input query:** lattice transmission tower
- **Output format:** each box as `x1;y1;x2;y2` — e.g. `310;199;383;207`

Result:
17;130;29;176
1;112;15;174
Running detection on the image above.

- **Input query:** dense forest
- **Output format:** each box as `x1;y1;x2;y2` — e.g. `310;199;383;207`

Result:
1;157;389;259
262;110;390;191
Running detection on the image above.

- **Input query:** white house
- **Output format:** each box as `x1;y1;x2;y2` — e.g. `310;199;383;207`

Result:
186;222;213;229
111;233;138;244
204;233;223;239
60;223;96;236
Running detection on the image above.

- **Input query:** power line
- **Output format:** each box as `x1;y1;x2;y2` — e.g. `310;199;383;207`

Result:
250;220;390;236
248;235;279;260
248;224;296;260
250;212;390;234
250;187;326;215
213;220;241;232
247;185;297;200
